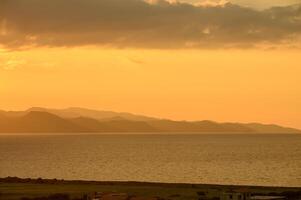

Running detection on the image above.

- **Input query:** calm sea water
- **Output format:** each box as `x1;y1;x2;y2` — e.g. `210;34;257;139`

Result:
0;134;300;187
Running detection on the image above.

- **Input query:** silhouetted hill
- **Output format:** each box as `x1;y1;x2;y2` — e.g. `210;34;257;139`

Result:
70;117;117;132
26;107;158;121
0;108;300;134
99;116;129;121
71;116;157;132
148;120;253;132
0;112;157;133
245;123;301;134
0;111;87;133
104;120;158;132
218;122;255;132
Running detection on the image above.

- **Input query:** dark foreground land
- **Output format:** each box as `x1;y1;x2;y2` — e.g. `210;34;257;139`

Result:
0;177;301;200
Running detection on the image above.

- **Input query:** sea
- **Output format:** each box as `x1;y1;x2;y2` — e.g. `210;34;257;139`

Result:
0;134;300;187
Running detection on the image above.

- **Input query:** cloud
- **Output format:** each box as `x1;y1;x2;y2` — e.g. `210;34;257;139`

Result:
0;57;27;70
0;0;301;49
127;57;145;64
194;0;230;7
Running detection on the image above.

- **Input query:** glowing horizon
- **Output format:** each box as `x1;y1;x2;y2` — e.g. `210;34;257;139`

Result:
1;46;300;129
0;0;300;129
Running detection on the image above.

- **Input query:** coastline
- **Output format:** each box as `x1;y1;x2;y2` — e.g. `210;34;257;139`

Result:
1;177;300;200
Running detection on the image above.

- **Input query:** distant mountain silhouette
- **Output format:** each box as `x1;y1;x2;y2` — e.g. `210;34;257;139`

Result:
148;120;254;132
26;107;158;121
0;111;86;133
244;123;300;134
70;117;157;132
70;117;113;132
0;108;300;134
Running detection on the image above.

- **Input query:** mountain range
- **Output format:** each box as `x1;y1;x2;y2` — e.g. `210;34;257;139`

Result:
0;107;300;134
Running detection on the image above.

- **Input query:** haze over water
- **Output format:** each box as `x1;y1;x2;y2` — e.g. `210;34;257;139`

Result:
1;134;300;187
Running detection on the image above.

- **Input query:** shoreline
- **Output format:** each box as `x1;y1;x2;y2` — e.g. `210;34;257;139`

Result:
1;177;301;189
1;177;301;200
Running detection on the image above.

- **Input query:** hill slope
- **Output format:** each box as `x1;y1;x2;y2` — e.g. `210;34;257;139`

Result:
0;111;88;133
25;107;158;121
0;108;300;134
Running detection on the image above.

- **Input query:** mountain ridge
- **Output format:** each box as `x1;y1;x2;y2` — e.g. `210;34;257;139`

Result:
0;108;300;134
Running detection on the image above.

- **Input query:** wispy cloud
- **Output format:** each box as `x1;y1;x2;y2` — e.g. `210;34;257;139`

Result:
0;0;301;49
193;0;230;7
0;57;27;71
127;57;145;65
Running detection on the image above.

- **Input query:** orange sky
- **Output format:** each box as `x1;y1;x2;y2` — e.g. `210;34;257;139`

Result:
0;47;300;129
1;0;301;129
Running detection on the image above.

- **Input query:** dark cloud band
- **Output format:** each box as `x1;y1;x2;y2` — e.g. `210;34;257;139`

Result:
0;0;301;49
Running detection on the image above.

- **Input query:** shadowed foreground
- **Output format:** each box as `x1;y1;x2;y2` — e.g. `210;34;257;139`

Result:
1;177;301;200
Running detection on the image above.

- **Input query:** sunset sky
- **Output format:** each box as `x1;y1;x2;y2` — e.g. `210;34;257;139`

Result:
0;0;300;129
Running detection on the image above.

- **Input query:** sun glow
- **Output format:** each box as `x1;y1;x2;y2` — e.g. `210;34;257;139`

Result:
0;47;300;128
